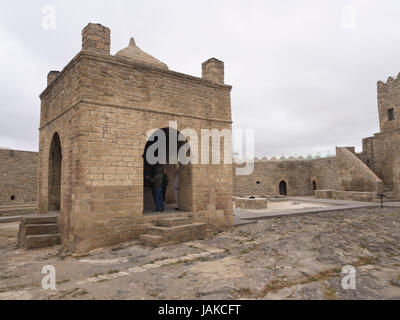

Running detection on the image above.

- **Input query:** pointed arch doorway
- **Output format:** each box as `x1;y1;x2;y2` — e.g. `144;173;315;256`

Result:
48;133;62;212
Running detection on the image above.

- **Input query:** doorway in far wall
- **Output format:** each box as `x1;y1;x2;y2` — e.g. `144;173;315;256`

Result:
279;180;287;196
312;180;317;195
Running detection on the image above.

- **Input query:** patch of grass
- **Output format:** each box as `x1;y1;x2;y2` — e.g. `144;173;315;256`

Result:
56;279;70;285
58;287;88;299
0;284;29;293
239;249;251;255
197;257;210;262
0;274;18;281
177;271;188;279
323;285;339;300
73;289;88;297
107;269;120;274
236;287;253;296
239;244;260;256
353;256;378;267
248;267;344;298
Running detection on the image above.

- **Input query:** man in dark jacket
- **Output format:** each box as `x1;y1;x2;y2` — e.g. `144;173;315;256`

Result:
162;168;169;203
149;166;164;212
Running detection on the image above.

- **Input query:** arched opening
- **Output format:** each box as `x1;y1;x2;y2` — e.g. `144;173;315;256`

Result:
142;127;192;214
279;180;287;196
48;133;62;212
312;180;317;195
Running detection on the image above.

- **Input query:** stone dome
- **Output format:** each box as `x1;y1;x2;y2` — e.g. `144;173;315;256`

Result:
115;37;168;69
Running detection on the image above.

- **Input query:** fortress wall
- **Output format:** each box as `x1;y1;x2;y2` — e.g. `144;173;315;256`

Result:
310;157;338;190
377;76;400;132
367;129;400;193
336;147;383;193
0;149;38;206
234;160;312;197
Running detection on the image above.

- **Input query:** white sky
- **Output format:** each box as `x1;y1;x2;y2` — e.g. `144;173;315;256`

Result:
1;0;400;158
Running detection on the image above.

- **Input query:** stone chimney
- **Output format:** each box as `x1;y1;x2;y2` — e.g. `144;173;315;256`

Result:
202;58;224;85
47;71;60;85
82;23;111;54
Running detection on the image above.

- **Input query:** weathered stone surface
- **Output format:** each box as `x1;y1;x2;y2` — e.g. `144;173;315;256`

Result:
25;234;61;249
1;207;400;300
157;217;193;227
235;197;268;209
18;214;60;249
141;220;209;246
24;224;59;236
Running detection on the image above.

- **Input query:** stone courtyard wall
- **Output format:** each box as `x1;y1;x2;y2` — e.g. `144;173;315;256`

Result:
336;147;383;194
234;160;312;197
310;157;338;191
315;190;378;202
233;156;340;198
360;130;400;194
0;149;38;206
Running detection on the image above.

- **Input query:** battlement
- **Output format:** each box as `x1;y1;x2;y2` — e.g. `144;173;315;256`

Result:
377;72;400;87
377;72;400;133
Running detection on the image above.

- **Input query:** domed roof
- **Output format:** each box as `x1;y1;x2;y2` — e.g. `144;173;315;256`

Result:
115;37;168;69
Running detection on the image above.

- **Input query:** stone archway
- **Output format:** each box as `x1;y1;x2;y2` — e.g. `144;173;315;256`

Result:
312;180;317;195
279;180;287;196
142;127;192;213
48;133;62;211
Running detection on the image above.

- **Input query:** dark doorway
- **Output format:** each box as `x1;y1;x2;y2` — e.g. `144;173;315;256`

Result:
48;133;62;211
143;127;192;213
312;180;317;195
279;180;287;196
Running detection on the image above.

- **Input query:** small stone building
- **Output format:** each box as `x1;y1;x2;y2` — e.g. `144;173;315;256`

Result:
38;23;233;252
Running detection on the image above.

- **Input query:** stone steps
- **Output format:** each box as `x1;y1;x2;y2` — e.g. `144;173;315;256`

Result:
140;216;209;247
24;224;59;235
0;203;36;217
25;234;61;249
156;217;193;227
139;234;163;246
18;214;61;249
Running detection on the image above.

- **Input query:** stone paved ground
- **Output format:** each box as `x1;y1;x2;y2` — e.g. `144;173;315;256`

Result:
1;207;400;300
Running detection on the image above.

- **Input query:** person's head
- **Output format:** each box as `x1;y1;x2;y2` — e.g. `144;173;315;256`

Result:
163;168;167;174
155;166;163;174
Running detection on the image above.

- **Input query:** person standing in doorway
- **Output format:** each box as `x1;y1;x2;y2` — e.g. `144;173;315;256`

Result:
162;168;169;204
149;166;164;213
173;169;179;211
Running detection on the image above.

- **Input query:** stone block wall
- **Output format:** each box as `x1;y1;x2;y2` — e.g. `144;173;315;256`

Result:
315;190;378;202
360;129;400;194
0;149;38;206
310;157;338;191
377;76;400;133
336;147;383;193
234;159;313;197
38;23;233;252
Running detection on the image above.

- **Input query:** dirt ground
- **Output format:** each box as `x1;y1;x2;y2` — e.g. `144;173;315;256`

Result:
1;207;400;300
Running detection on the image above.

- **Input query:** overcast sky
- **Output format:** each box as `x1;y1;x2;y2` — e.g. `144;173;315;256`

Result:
1;0;400;158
